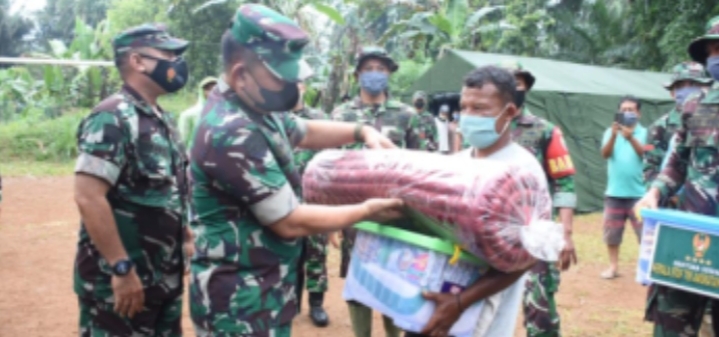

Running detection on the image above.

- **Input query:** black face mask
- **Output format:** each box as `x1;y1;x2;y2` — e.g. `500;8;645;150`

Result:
514;90;526;108
140;54;189;93
414;100;425;110
243;70;299;113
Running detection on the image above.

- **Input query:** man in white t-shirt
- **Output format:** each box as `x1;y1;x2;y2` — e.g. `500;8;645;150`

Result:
412;66;556;337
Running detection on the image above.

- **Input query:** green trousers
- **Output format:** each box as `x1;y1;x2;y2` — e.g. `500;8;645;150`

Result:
347;301;401;337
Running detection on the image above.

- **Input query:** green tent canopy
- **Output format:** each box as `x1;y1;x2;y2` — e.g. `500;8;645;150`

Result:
408;49;675;213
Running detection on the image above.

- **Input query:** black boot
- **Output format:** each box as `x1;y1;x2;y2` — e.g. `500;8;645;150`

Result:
308;292;329;327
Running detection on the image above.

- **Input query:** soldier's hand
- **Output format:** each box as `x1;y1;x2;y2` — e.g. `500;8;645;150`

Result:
420;291;462;337
636;188;660;212
329;231;342;249
184;228;195;275
361;127;397;149
557;235;578;271
363;198;405;223
112;269;145;319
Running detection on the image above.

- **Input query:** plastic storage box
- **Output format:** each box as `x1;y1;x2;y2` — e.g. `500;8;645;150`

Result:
637;209;719;298
343;222;488;336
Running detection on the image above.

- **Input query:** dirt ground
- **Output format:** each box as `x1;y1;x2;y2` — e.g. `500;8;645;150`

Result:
0;176;652;337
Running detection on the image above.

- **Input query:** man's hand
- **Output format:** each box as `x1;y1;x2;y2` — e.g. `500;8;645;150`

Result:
183;228;195;275
620;124;635;139
557;235;578;271
362;198;405;223
361;127;396;149
420;291;463;336
112;270;145;318
611;122;620;135
329;231;342;249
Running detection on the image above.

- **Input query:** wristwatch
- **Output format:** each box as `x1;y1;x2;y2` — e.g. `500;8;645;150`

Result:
111;259;134;276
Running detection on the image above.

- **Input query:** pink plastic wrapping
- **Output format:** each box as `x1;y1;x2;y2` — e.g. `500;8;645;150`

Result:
302;149;565;272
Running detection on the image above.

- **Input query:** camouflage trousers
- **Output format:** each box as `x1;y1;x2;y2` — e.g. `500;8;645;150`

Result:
303;234;328;293
78;295;182;337
523;261;561;337
645;284;719;337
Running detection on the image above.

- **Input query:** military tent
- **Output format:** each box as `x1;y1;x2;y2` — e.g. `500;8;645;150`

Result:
407;49;676;213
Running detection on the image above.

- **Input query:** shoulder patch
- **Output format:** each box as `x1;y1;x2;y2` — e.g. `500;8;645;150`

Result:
545;127;575;179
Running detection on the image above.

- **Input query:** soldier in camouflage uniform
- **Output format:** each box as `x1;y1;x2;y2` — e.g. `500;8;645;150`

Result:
292;80;331;327
638;15;719;337
187;5;403;337
72;24;192;337
330;46;423;337
644;61;712;187
412;91;439;151
497;60;578;337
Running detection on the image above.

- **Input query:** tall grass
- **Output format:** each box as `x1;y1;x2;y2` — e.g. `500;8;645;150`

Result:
0;92;195;164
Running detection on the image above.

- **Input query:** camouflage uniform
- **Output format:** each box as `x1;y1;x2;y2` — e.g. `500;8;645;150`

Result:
293;107;329;295
188;5;312;336
499;61;577;337
646;17;719;337
412;91;439;152
644;62;713;186
73;24;190;337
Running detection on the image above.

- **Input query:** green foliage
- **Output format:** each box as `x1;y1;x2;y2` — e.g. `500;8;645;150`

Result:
35;0;110;48
0;112;85;161
106;0;168;37
0;0;34;58
390;57;432;99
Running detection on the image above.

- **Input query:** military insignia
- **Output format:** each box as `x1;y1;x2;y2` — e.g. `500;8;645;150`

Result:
167;68;176;82
694;233;711;259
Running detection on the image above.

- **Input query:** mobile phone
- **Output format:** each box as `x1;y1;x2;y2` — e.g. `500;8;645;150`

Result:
614;112;625;125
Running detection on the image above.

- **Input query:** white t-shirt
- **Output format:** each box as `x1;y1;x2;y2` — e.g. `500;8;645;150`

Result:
435;118;450;152
460;143;547;337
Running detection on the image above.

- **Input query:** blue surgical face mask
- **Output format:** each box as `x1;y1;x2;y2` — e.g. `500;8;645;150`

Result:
622;111;639;126
674;86;702;107
359;71;388;97
708;56;719;81
459;105;510;150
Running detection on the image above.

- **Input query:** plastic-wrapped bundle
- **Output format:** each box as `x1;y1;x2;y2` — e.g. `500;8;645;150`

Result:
302;149;564;272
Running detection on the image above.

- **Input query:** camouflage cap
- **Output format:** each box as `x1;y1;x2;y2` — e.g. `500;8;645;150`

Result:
663;61;713;89
355;46;399;73
112;24;189;57
412;91;427;102
498;59;536;90
688;16;719;65
230;4;310;82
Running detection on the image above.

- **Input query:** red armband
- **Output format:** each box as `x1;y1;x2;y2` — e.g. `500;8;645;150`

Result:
545;127;576;179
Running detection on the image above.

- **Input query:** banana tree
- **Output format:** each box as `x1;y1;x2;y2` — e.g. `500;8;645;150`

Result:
380;0;511;59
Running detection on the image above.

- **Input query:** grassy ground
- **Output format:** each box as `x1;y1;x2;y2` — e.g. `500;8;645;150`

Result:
0;160;75;177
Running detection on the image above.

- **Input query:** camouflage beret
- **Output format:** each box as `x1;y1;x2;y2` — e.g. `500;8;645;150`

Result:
112;23;188;57
498;59;536;90
663;62;713;89
355;46;399;73
412;91;427;102
689;16;719;65
230;4;310;82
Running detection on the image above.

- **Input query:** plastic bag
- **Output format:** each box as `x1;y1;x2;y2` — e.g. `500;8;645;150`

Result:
302;149;564;272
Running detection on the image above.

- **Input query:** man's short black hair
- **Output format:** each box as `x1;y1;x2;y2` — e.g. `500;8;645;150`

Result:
221;30;254;71
463;66;517;105
619;95;642;110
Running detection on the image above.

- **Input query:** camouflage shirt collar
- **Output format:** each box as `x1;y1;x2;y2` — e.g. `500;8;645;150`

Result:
514;107;536;125
667;107;682;125
120;84;155;116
